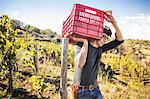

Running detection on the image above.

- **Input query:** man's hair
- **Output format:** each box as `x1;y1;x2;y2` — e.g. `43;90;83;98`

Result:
103;26;112;37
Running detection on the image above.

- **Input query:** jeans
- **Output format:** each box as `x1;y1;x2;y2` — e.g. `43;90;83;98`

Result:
77;87;103;99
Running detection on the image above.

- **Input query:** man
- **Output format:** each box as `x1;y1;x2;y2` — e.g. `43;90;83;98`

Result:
70;10;124;99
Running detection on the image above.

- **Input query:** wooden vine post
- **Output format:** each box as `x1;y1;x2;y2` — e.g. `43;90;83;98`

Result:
60;38;69;99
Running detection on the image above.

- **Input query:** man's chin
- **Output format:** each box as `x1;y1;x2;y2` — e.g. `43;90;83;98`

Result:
99;44;104;47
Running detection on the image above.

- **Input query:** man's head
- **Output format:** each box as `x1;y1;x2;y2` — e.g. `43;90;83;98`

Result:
93;26;112;47
103;26;112;37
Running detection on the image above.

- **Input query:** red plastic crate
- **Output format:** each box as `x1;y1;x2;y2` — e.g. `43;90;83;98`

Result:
62;3;104;41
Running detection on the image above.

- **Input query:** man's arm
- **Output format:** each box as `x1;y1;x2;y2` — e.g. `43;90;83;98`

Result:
105;10;123;41
102;11;124;52
70;36;88;68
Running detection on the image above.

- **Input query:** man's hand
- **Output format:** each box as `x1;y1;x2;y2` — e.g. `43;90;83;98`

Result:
69;36;88;43
104;10;116;23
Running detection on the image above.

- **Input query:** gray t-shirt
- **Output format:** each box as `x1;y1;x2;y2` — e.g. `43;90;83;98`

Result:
74;44;83;85
74;39;124;86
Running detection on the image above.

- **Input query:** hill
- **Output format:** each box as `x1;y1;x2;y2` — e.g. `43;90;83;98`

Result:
11;19;60;42
0;15;149;99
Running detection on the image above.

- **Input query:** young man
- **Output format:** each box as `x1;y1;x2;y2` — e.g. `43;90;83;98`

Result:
70;10;124;99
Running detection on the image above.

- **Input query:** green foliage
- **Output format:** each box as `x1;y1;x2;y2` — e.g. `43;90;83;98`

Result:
28;74;58;98
101;53;150;98
68;44;74;68
1;15;150;99
102;53;148;81
13;38;150;98
0;15;22;96
0;15;20;67
28;75;46;91
16;38;36;69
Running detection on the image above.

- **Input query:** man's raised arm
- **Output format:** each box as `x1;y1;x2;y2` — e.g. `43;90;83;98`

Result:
105;10;123;41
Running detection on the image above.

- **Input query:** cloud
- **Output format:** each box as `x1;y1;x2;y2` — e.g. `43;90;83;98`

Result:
118;14;150;40
123;14;150;24
13;10;19;14
12;10;20;19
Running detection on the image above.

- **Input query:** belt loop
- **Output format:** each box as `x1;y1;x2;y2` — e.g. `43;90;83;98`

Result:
89;84;94;90
81;87;84;92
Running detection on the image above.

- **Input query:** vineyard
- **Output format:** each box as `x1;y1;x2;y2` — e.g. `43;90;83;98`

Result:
0;15;150;99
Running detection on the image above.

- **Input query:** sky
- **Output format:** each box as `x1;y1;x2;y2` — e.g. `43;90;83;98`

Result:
0;0;150;40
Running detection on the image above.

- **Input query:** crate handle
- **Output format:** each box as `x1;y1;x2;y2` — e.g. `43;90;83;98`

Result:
85;9;97;14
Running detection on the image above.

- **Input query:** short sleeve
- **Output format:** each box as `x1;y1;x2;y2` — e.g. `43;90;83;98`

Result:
74;42;83;57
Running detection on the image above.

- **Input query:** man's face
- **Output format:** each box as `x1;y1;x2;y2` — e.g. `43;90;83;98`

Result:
96;34;109;47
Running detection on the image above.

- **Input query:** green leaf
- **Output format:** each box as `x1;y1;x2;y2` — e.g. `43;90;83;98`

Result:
4;39;11;50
